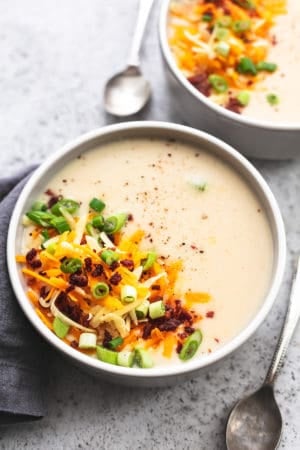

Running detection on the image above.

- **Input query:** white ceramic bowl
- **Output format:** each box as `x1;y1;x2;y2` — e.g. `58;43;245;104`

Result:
7;121;286;386
159;0;300;160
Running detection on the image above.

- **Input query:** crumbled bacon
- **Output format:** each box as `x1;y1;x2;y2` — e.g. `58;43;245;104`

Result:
91;264;104;277
30;259;42;269
120;259;134;271
55;291;88;326
69;273;88;287
110;261;120;271
225;97;242;114
206;311;215;318
188;72;211;96
84;257;93;272
109;272;122;286
26;248;37;262
102;330;113;348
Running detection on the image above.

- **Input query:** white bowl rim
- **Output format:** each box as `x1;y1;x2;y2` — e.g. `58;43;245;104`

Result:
7;121;286;379
159;0;300;131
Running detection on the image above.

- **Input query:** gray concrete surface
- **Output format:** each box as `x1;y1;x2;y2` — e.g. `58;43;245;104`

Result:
0;1;299;449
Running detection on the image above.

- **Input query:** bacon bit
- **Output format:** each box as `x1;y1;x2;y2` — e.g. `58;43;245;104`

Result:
103;330;113;348
176;341;183;354
110;261;120;271
55;292;88;326
40;286;49;298
80;235;87;245
30;259;42;269
109;272;122;286
120;259;134;271
206;310;215;318
214;337;220;343
84;257;92;272
44;188;55;197
47;194;62;209
188;73;211;96
26;248;37;263
151;284;161;291
91;264;104;277
70;340;78;348
65;285;75;294
127;213;134;221
184;326;195;335
225;97;242;114
69;273;88;287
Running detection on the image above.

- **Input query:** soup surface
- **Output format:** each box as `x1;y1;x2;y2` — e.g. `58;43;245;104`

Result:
20;137;273;367
168;0;299;123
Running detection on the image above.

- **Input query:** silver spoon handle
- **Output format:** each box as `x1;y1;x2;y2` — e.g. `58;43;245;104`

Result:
127;0;154;67
264;256;300;386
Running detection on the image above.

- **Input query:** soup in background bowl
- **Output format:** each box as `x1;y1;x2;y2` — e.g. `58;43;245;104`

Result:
7;122;286;386
159;0;300;159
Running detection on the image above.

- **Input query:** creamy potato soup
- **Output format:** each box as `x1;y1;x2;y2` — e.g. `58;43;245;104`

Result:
169;0;299;123
19;138;273;368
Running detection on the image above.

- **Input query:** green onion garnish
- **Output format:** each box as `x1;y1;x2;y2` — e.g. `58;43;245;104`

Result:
31;201;47;212
103;213;128;234
149;300;165;320
121;285;137;303
91;215;105;230
215;27;229;40
232;20;251;33
60;258;83;274
233;0;255;9
208;74;228;93
96;346;118;365
26;211;54;227
217;16;232;27
92;282;109;299
266;93;279;106
179;330;203;361
50;216;71;234
51;199;79;216
78;333;97;349
237;90;251;106
117;351;134;367
256;61;277;72
100;249;119;266
107;336;124;350
135;300;150;320
89;198;106;212
202;13;213;22
215;41;230;57
237;57;257;75
142;252;157;271
53;317;70;339
134;348;154;369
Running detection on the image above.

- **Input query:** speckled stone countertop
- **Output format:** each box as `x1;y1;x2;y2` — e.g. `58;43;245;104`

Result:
1;1;300;449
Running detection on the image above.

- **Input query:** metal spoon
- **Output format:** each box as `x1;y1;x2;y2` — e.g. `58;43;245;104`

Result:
226;256;300;450
104;0;154;116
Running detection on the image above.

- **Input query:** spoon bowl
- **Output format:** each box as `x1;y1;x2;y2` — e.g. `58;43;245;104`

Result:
104;66;151;116
226;385;282;450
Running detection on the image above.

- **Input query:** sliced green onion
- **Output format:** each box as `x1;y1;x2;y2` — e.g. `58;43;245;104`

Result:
179;330;203;361
31;201;47;212
117;351;134;367
85;222;99;239
50;216;71;233
26;211;54;227
256;61;277;72
46;243;56;255
215;41;230;57
121;285;137;303
215;27;229;40
217;16;232;27
202;13;213;22
149;300;165;320
208;74;228;93
107;336;124;350
60;258;82;274
91;215;105;230
41;230;50;241
232;20;251;33
135;300;150;320
53;317;70;339
134;348;154;368
103;213;128;234
78;333;97;349
100;249;119;266
51;199;79;216
92;282;109;299
237;90;251;106
89;198;106;212
266;93;279;106
96;346;118;365
142;252;157;271
233;0;255;9
237;57;257;75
